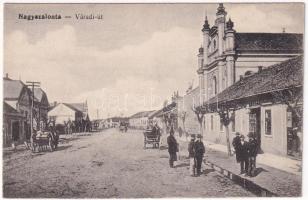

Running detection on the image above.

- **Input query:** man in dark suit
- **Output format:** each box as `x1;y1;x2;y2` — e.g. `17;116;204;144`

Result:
238;135;249;175
247;132;258;177
167;128;178;168
194;134;205;176
232;132;241;163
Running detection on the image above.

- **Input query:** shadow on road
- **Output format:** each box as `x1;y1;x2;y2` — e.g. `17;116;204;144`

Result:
56;145;72;151
175;163;189;168
203;168;215;175
254;167;268;177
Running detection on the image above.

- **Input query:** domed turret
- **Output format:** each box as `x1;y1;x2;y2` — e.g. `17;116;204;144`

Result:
199;46;204;54
202;16;210;32
216;3;227;16
226;18;234;30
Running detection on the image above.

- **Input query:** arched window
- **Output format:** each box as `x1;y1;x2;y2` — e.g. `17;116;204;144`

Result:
213;40;217;49
212;76;217;95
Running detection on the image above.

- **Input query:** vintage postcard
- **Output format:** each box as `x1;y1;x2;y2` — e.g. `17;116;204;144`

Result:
2;2;304;198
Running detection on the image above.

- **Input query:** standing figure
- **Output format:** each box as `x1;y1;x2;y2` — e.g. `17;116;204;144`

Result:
247;132;258;177
194;134;205;176
291;127;301;157
167;128;178;168
188;134;196;176
238;135;249;175
232;132;241;162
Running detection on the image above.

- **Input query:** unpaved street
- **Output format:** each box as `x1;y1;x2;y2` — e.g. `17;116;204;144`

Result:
3;129;254;198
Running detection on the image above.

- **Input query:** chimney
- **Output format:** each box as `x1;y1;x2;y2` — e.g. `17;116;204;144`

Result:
258;66;263;73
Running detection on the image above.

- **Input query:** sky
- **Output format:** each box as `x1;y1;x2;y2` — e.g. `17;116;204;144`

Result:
4;3;304;119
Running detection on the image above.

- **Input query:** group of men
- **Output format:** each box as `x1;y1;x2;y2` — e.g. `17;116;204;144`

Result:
188;134;205;177
167;129;205;177
167;128;259;177
232;132;259;177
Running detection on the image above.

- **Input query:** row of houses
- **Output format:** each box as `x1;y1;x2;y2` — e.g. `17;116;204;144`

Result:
91;117;129;131
3;74;91;147
174;4;303;159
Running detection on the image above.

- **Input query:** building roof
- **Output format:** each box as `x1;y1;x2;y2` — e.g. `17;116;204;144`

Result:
148;109;163;119
32;88;45;102
207;56;303;105
152;102;177;118
130;110;156;119
235;33;303;52
63;103;87;113
3;101;18;113
110;117;128;122
3;79;26;100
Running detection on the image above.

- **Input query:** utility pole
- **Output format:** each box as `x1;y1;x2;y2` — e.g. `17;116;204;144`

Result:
26;81;41;137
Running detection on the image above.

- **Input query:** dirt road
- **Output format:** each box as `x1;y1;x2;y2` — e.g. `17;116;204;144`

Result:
3;128;254;198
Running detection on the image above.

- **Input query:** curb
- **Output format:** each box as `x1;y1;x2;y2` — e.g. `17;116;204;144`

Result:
204;160;278;197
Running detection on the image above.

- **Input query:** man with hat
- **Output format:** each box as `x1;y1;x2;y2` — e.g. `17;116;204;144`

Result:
247;132;258;177
237;134;249;175
167;128;178;168
232;132;241;163
194;134;205;176
188;134;196;176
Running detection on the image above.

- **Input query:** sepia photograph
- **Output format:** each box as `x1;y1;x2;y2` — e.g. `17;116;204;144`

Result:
2;1;305;198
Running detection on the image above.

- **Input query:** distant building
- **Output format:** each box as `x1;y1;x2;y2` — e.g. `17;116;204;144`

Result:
129;110;156;130
149;102;178;135
48;102;90;132
91;119;106;131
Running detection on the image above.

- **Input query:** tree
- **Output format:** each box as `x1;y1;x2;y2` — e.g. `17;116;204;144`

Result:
272;87;303;129
191;106;205;137
217;107;233;156
179;111;187;140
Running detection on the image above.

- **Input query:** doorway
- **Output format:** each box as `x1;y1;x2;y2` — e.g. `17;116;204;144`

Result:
12;121;20;142
249;108;262;153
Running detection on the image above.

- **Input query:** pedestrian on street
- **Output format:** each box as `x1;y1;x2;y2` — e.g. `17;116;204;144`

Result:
237;135;249;175
188;134;196;176
247;132;258;177
232;132;241;163
194;134;205;176
167;128;178;168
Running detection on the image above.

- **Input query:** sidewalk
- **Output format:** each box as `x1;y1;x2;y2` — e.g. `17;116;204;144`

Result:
204;140;302;175
176;136;302;197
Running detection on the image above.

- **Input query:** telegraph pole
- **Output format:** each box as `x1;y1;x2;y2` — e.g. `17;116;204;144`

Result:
26;81;41;136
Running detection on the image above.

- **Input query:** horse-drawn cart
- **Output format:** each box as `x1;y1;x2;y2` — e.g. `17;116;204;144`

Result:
31;131;59;153
143;128;160;149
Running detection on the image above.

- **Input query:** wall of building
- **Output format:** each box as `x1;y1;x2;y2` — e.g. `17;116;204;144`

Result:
3;114;26;147
177;88;201;136
48;104;76;124
260;104;288;156
129;117;148;129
